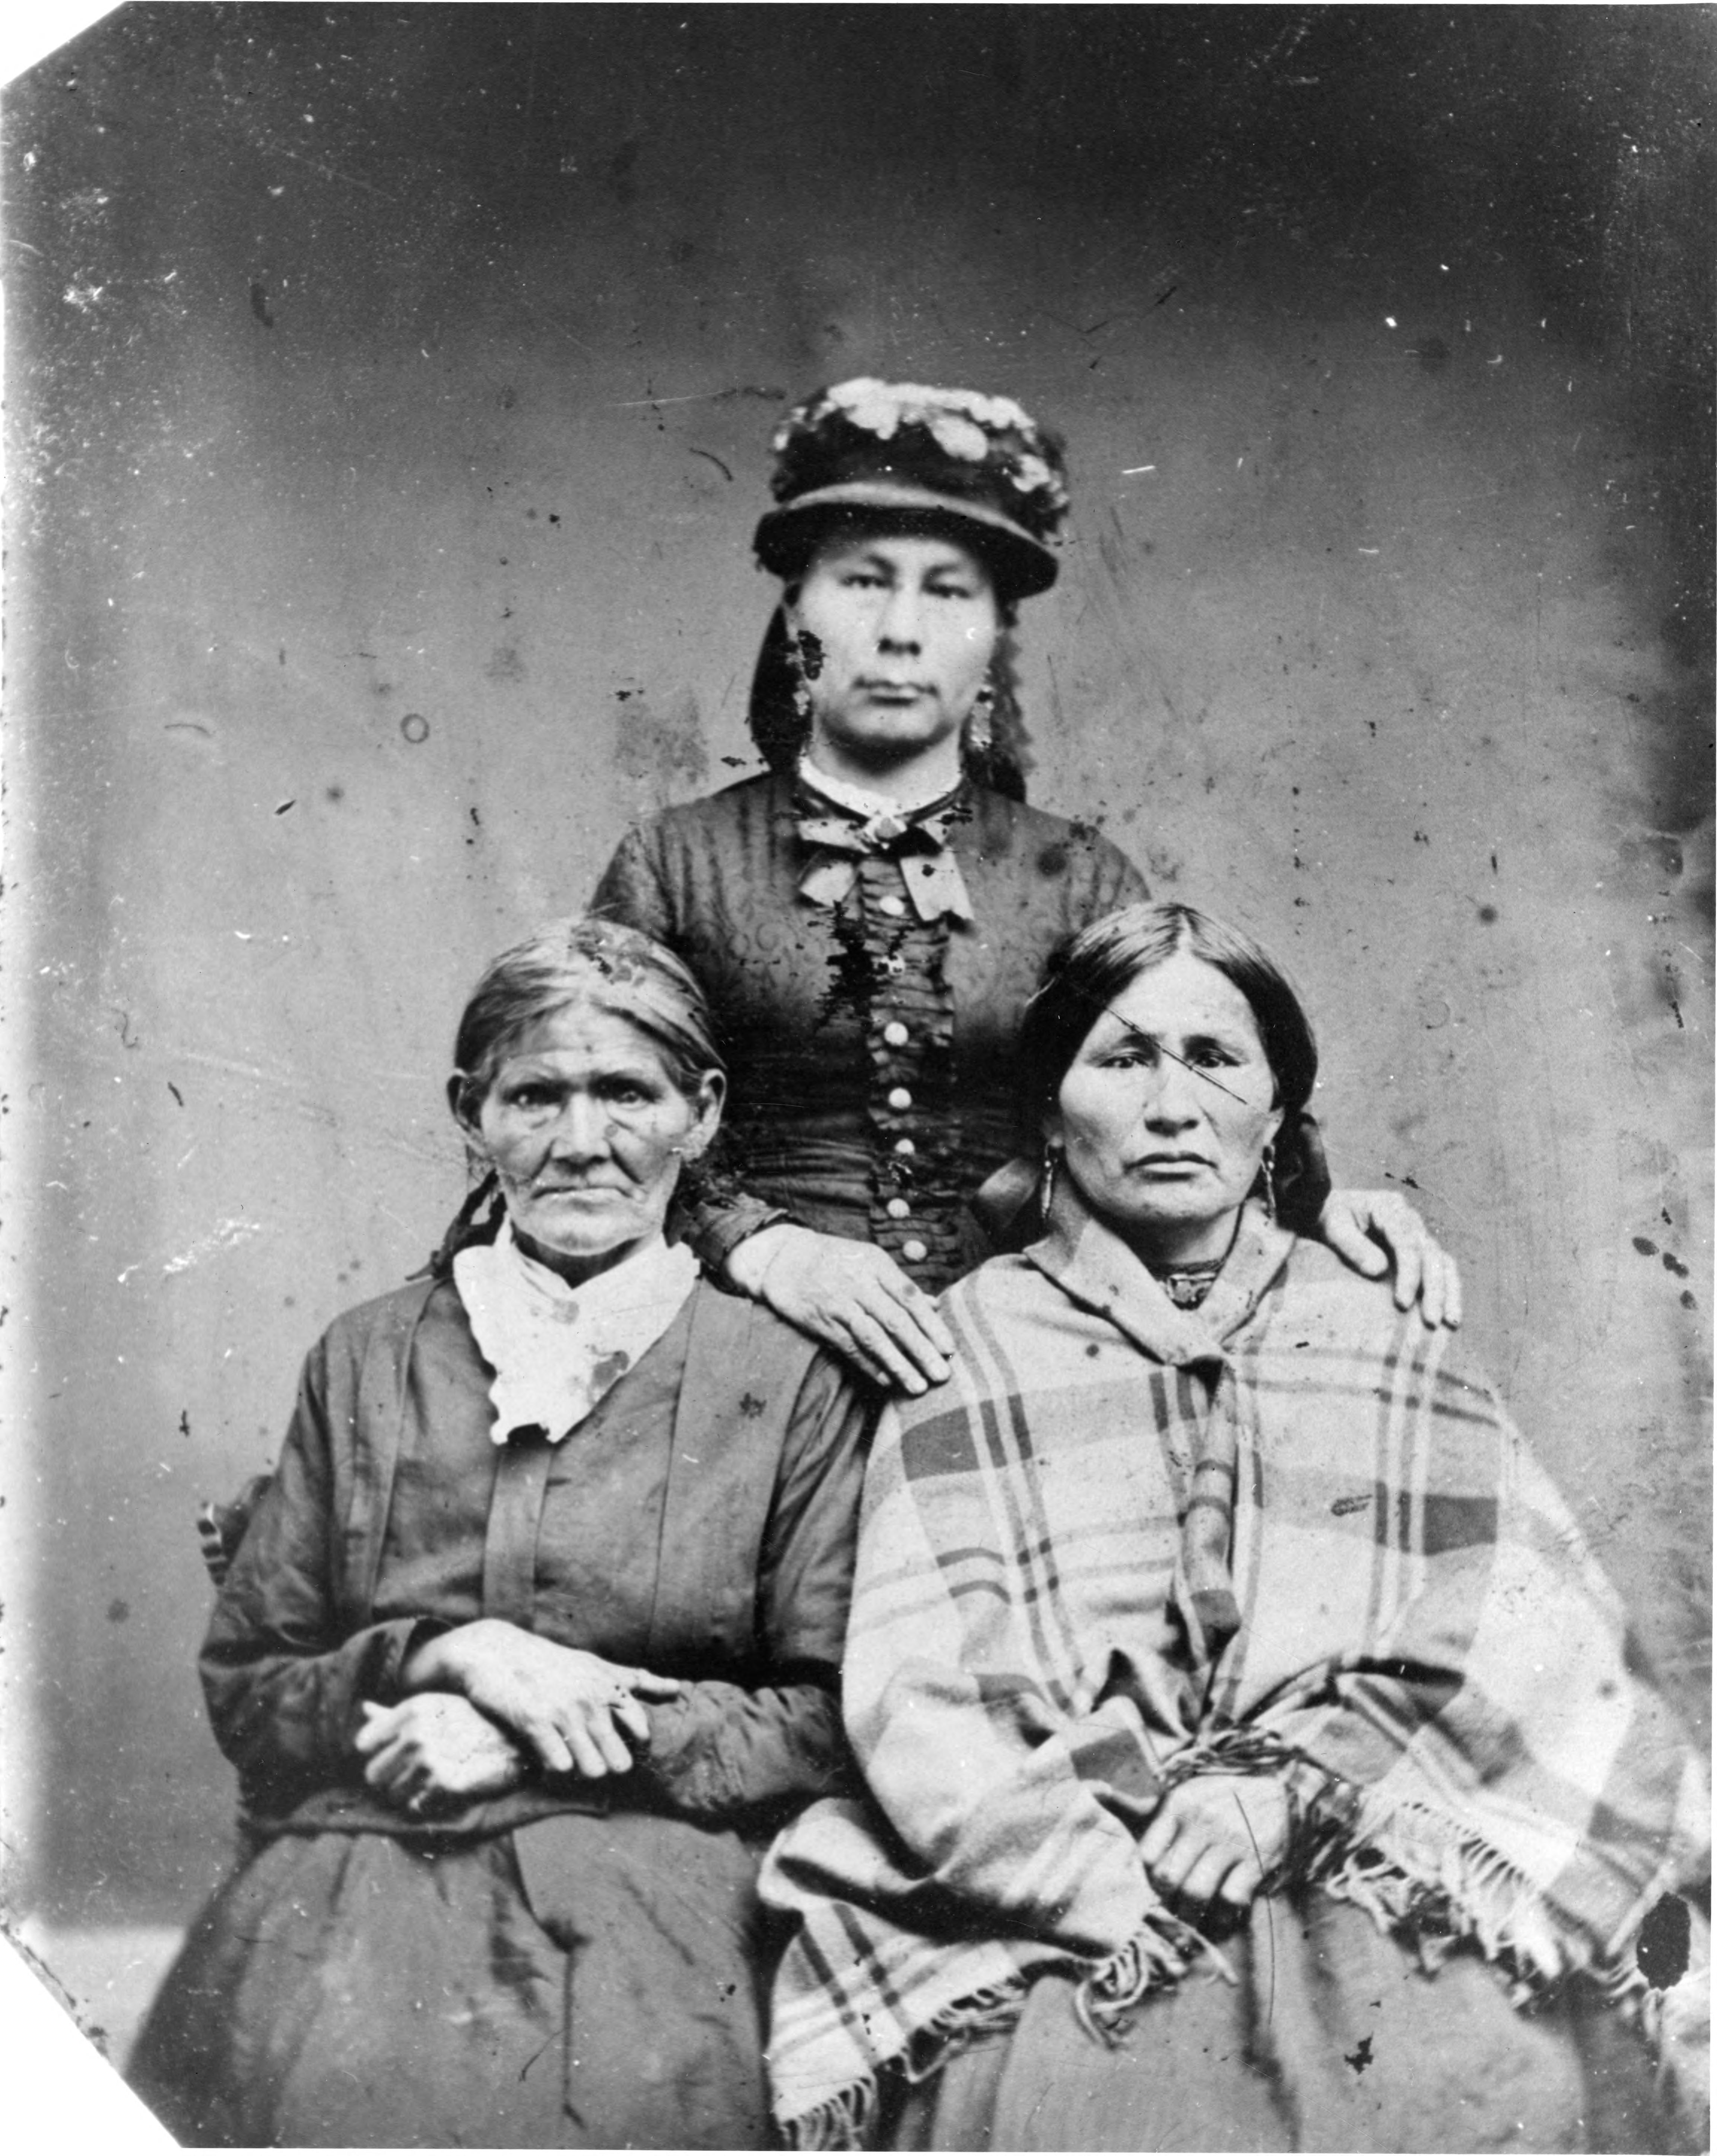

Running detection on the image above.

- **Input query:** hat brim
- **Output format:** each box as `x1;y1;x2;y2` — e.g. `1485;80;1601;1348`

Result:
753;481;1059;599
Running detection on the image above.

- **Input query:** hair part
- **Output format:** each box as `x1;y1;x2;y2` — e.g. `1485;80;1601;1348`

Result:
425;919;724;1281
1019;900;1320;1179
450;916;725;1125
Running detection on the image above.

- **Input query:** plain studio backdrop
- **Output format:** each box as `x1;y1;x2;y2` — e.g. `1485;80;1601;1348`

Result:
2;0;1711;2098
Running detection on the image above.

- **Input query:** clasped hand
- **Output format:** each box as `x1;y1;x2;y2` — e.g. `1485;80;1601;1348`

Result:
398;1617;685;1779
1139;1774;1291;1912
356;1694;529;1811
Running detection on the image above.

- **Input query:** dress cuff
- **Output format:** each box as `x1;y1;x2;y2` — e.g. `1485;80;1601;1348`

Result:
627;1693;739;1816
383;1616;450;1698
687;1196;795;1275
334;1617;447;1754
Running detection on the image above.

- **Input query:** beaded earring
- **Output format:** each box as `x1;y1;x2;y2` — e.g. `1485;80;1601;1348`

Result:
1260;1141;1277;1223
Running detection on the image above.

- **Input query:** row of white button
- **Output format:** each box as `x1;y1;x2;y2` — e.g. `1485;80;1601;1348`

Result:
876;948;924;1253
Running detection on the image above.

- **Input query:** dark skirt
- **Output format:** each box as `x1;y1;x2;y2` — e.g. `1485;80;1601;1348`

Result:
128;1810;778;2148
882;1893;1672;2154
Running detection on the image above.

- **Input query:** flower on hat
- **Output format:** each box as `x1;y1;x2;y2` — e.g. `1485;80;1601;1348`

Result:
926;410;991;463
1009;451;1059;498
830;378;910;439
817;380;1039;455
771;378;1070;527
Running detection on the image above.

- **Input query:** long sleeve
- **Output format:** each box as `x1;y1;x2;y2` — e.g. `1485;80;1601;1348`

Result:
590;819;674;942
631;1350;872;1826
593;820;793;1269
1101;839;1150;914
199;1338;425;1814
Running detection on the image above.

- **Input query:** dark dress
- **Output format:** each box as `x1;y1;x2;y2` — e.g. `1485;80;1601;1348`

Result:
129;1272;870;2148
592;770;1149;1291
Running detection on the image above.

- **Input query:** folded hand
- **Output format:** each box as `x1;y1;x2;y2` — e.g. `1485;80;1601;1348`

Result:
402;1618;685;1778
1140;1773;1291;1911
355;1694;529;1812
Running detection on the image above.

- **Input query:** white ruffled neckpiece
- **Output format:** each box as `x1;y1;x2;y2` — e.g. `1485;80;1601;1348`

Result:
453;1217;700;1446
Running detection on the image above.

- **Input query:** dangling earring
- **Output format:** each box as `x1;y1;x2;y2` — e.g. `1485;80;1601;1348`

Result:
1040;1143;1060;1227
788;628;824;727
965;675;996;755
789;646;815;725
1259;1142;1277;1223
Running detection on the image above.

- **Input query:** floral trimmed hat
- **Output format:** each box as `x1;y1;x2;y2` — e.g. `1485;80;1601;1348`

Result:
753;378;1070;599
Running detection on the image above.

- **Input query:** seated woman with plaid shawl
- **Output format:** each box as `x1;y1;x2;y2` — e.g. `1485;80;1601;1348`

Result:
761;901;1708;2152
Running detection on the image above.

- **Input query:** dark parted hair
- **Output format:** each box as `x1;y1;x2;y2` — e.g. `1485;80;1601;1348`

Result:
1019;901;1323;1217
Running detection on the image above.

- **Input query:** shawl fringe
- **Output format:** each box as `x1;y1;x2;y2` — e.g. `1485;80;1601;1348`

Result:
1075;1909;1233;2044
784;2076;875;2152
781;1815;1667;2148
1310;1794;1645;2010
781;1976;1028;2151
781;1925;1222;2149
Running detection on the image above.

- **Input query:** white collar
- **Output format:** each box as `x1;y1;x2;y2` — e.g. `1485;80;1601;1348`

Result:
453;1218;700;1445
799;752;958;821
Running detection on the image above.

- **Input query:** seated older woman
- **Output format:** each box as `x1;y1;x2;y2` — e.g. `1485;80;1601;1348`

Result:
128;918;871;2149
762;902;1708;2153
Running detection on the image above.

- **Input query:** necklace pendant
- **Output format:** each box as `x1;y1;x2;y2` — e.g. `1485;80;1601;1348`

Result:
1157;1258;1222;1310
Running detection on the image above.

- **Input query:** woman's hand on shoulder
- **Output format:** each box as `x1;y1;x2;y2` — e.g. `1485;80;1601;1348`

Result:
1140;1773;1291;1911
1317;1188;1463;1328
723;1223;954;1394
401;1618;685;1779
355;1695;529;1811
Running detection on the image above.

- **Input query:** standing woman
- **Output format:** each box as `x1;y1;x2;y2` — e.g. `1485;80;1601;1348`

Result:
594;379;1456;1392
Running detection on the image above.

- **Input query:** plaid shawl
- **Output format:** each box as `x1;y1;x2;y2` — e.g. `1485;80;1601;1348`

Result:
761;1192;1708;2144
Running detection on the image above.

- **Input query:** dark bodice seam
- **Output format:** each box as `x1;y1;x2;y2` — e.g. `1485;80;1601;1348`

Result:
481;1434;556;1628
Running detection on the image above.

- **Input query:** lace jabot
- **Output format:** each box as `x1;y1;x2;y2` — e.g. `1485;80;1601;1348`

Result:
452;1218;699;1445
